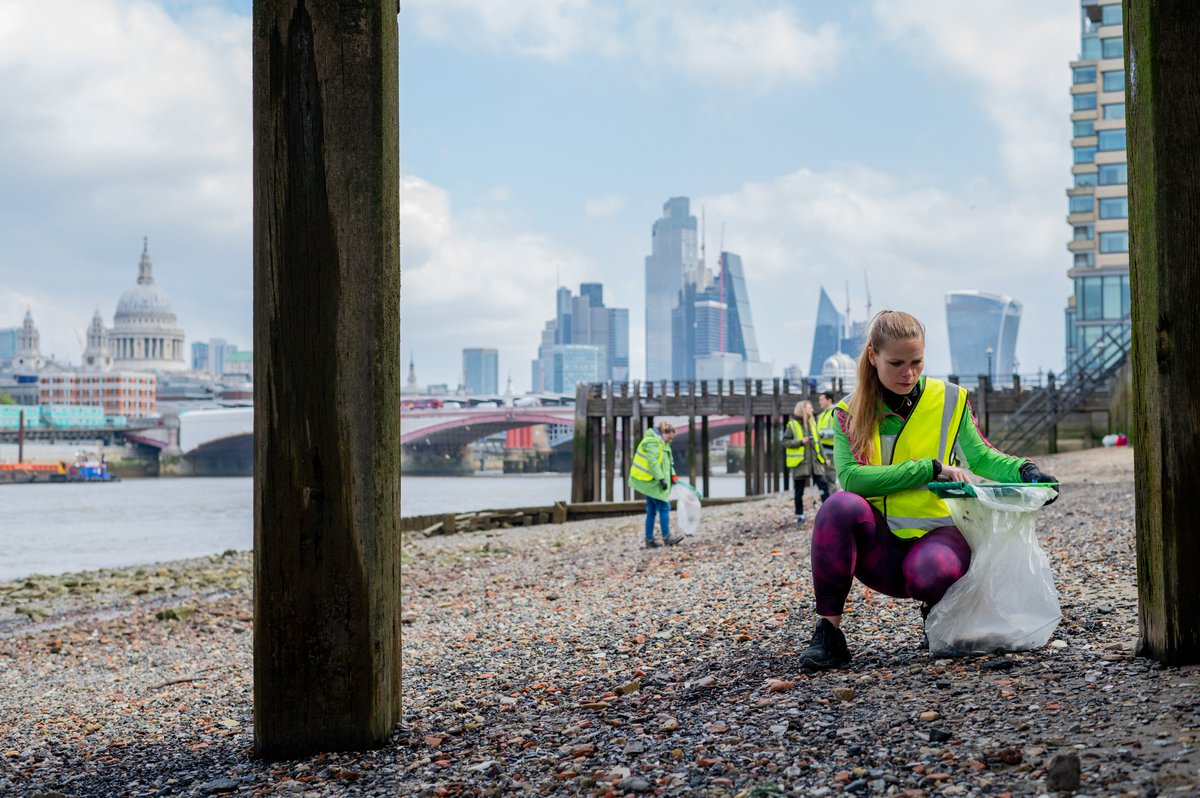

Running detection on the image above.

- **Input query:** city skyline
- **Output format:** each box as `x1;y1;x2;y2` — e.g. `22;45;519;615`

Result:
2;1;1084;391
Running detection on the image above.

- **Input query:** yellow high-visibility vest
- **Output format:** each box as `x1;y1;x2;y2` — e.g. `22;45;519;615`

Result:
837;378;967;539
630;432;663;482
816;406;837;457
785;418;825;468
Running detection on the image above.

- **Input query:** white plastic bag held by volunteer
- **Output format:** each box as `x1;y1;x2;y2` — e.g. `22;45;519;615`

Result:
925;483;1061;656
671;482;703;536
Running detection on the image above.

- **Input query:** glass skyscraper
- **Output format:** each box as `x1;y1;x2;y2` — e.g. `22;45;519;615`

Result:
531;283;629;390
1066;0;1129;364
644;197;698;381
462;347;499;395
945;291;1022;386
809;287;844;377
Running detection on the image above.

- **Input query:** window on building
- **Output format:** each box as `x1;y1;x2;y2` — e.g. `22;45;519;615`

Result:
1074;252;1095;268
1074;224;1094;241
1099;163;1127;184
1073;92;1098;111
1101;37;1123;58
1081;277;1103;321
1073;120;1096;137
1069;195;1093;214
1074;172;1098;188
1102;4;1123;26
1081;37;1101;60
1121;274;1131;317
1099;231;1129;253
1103;103;1126;119
1074;146;1097;164
1103;275;1124;319
1072;65;1097;84
1098;129;1126;151
1102;70;1125;92
1099;197;1128;219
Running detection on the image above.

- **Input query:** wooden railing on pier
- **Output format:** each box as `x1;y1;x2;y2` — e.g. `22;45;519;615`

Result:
570;379;824;504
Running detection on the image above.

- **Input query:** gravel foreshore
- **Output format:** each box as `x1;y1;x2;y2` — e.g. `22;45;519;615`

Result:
2;446;1197;797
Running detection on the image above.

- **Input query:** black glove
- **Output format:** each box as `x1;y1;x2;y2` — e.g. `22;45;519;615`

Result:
1020;462;1059;504
658;479;668;491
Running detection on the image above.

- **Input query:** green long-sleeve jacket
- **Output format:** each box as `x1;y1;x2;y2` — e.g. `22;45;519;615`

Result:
833;376;1028;497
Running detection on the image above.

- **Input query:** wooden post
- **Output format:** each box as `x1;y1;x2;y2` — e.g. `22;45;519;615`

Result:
253;0;400;757
571;382;589;502
604;383;615;502
1047;372;1059;454
700;381;711;498
1128;0;1200;665
687;381;697;487
742;380;752;496
631;380;642;444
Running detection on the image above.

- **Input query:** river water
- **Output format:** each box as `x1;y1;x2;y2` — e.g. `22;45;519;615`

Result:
0;472;750;581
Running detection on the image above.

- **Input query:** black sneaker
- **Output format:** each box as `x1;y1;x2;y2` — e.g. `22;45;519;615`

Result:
644;538;661;549
663;533;685;546
798;618;851;671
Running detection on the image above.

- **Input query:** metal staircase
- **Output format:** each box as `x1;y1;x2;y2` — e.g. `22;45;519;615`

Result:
990;321;1132;453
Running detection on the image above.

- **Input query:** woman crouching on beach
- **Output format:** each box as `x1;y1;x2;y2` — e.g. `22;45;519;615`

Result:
798;310;1058;670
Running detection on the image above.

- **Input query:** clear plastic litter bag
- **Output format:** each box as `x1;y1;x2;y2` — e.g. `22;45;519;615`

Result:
924;483;1061;656
671;482;703;536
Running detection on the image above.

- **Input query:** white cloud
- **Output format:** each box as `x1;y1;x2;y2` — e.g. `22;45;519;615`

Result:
870;0;1077;186
409;0;843;88
699;165;1067;375
0;0;252;362
584;193;625;218
400;175;593;388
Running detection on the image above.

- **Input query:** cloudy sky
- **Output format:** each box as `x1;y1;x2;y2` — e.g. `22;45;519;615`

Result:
0;0;1081;391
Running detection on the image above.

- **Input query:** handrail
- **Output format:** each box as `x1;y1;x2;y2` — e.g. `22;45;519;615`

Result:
990;321;1131;452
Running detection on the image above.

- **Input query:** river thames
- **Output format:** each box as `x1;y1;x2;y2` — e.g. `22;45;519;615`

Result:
0;471;751;581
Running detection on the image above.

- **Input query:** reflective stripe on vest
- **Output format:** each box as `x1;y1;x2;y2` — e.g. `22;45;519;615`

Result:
837;379;967;539
785;418;825;468
630;433;663;481
817;406;836;456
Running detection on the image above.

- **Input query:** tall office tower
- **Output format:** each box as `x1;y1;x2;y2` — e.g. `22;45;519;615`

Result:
579;282;603;308
1065;0;1129;365
809;288;845;376
531;283;629;388
462;347;499;394
191;341;210;372
607;307;629;382
0;326;18;368
555;286;573;344
716;252;760;362
945;291;1022;386
644;197;698;381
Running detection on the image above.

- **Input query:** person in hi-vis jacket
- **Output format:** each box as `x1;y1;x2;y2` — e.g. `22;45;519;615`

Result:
797;310;1059;671
783;400;828;525
628;421;683;548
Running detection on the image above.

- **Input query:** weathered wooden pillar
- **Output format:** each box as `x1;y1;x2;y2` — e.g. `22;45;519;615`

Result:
253;0;400;757
1127;0;1200;664
687;381;697;487
571;383;589;502
742;380;752;496
604;383;616;502
700;381;711;498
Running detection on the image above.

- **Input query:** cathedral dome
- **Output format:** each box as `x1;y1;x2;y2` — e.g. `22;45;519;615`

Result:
114;241;178;323
109;238;187;372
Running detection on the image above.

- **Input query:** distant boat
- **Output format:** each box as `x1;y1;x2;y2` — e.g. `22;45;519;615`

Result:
0;452;119;484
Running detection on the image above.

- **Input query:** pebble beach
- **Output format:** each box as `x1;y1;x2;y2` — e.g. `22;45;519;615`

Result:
2;445;1197;797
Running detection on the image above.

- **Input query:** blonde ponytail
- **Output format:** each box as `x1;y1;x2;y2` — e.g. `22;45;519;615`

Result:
846;310;925;462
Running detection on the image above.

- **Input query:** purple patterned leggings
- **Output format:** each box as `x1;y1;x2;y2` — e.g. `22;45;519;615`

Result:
809;491;972;617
